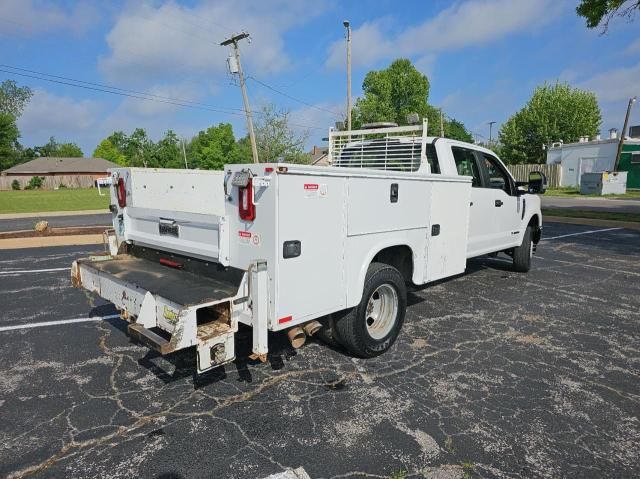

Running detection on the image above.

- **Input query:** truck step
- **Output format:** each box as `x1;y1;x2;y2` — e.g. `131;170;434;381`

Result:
128;323;174;355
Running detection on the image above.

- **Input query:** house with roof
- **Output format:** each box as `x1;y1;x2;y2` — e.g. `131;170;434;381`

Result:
1;157;119;190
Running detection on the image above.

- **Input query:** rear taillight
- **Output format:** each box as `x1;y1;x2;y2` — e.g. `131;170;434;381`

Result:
238;178;255;221
116;178;126;208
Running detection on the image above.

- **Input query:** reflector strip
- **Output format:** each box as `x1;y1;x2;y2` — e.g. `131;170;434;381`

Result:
278;315;293;324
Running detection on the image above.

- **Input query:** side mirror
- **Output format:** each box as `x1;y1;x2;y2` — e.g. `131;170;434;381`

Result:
528;171;546;194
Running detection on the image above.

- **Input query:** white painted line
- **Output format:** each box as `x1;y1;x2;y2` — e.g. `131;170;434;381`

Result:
542;227;623;241
536;257;640;277
0;314;120;332
0;267;69;275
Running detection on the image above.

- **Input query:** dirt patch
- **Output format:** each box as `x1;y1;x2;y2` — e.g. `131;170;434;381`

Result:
0;226;107;239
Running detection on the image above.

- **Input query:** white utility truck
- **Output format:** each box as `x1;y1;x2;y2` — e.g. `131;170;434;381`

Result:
72;120;545;373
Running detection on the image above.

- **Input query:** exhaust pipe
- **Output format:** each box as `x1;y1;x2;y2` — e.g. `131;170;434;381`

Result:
287;326;306;349
303;320;322;337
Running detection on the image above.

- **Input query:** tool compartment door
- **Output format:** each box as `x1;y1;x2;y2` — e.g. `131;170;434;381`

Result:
275;174;347;327
425;180;471;282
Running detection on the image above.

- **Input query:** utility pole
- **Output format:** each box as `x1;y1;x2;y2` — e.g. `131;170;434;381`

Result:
181;139;188;169
487;121;496;145
221;32;259;163
343;20;352;131
440;109;445;137
613;96;637;171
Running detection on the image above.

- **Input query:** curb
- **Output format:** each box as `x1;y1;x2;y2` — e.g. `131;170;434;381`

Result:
0;210;109;220
0;234;104;250
545;215;640;231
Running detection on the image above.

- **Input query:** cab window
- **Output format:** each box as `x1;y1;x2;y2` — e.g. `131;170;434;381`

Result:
481;154;513;195
452;146;481;187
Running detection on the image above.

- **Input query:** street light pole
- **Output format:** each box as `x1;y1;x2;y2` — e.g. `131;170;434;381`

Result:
487;121;496;145
344;20;352;131
613;96;637;171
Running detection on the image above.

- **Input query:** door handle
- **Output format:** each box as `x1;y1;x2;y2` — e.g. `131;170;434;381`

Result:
495;200;503;207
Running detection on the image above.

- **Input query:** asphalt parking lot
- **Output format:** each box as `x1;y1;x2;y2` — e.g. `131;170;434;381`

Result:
1;222;639;479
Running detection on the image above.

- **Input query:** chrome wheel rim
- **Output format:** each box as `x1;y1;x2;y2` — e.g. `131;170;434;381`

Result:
365;284;398;340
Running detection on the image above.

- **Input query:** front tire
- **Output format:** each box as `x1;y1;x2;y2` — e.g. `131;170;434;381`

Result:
512;226;533;273
333;263;407;358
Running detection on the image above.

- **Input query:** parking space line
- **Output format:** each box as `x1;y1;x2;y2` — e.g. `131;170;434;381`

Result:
536;256;640;276
0;314;120;332
0;267;69;275
542;227;623;241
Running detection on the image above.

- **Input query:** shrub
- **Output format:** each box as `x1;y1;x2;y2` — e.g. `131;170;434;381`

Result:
27;176;44;189
11;179;20;190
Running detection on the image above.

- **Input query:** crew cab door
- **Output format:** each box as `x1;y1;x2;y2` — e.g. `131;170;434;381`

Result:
451;146;496;256
474;152;521;249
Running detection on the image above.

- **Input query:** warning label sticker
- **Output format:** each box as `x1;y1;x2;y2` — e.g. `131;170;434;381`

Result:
238;230;260;246
239;231;251;244
304;183;327;198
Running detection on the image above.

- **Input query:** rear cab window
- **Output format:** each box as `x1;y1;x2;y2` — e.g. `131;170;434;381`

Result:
451;146;482;187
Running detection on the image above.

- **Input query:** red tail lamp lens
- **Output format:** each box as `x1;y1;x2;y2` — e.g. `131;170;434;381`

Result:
238;178;256;221
116;178;126;208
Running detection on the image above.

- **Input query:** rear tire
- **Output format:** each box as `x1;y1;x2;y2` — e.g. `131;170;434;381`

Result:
512;226;533;273
333;263;406;358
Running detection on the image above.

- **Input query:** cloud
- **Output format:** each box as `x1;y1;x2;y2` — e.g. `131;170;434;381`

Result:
0;0;97;36
117;82;204;117
578;62;640;103
626;39;640;56
576;62;640;132
325;0;563;69
325;20;394;69
18;90;102;145
100;0;325;83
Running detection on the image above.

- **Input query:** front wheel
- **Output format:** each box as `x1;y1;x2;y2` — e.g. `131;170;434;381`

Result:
512;226;533;272
333;263;407;358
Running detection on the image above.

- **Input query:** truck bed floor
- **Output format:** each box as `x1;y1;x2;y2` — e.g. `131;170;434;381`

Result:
78;255;240;306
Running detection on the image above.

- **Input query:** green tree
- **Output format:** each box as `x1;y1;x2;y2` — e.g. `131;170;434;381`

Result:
56;142;83;157
577;0;640;31
151;130;183;168
34;137;83;157
498;82;602;164
0;80;33;118
0;112;20;171
352;58;473;141
93;138;127;165
188;123;248;170
252;104;309;164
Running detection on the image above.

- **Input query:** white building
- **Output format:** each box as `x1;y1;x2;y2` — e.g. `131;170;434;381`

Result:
546;129;640;187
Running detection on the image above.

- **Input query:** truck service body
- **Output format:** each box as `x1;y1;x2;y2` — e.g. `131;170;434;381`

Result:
72;121;543;373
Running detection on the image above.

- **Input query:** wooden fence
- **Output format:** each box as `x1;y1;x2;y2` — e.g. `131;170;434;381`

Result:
506;164;562;188
0;175;100;191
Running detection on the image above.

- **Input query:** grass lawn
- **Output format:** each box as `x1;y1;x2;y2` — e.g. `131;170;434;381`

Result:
542;208;640;223
545;187;640;199
0;188;110;214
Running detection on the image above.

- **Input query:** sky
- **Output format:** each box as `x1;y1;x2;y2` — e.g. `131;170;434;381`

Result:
1;0;639;155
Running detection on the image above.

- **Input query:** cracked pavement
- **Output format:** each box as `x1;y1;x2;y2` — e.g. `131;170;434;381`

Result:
0;222;639;478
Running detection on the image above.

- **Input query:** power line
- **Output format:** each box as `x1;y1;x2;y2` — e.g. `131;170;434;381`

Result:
248;76;342;118
0;64;244;114
0;67;326;131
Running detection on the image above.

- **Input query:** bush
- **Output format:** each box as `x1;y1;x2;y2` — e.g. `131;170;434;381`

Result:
11;179;20;190
27;176;44;189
